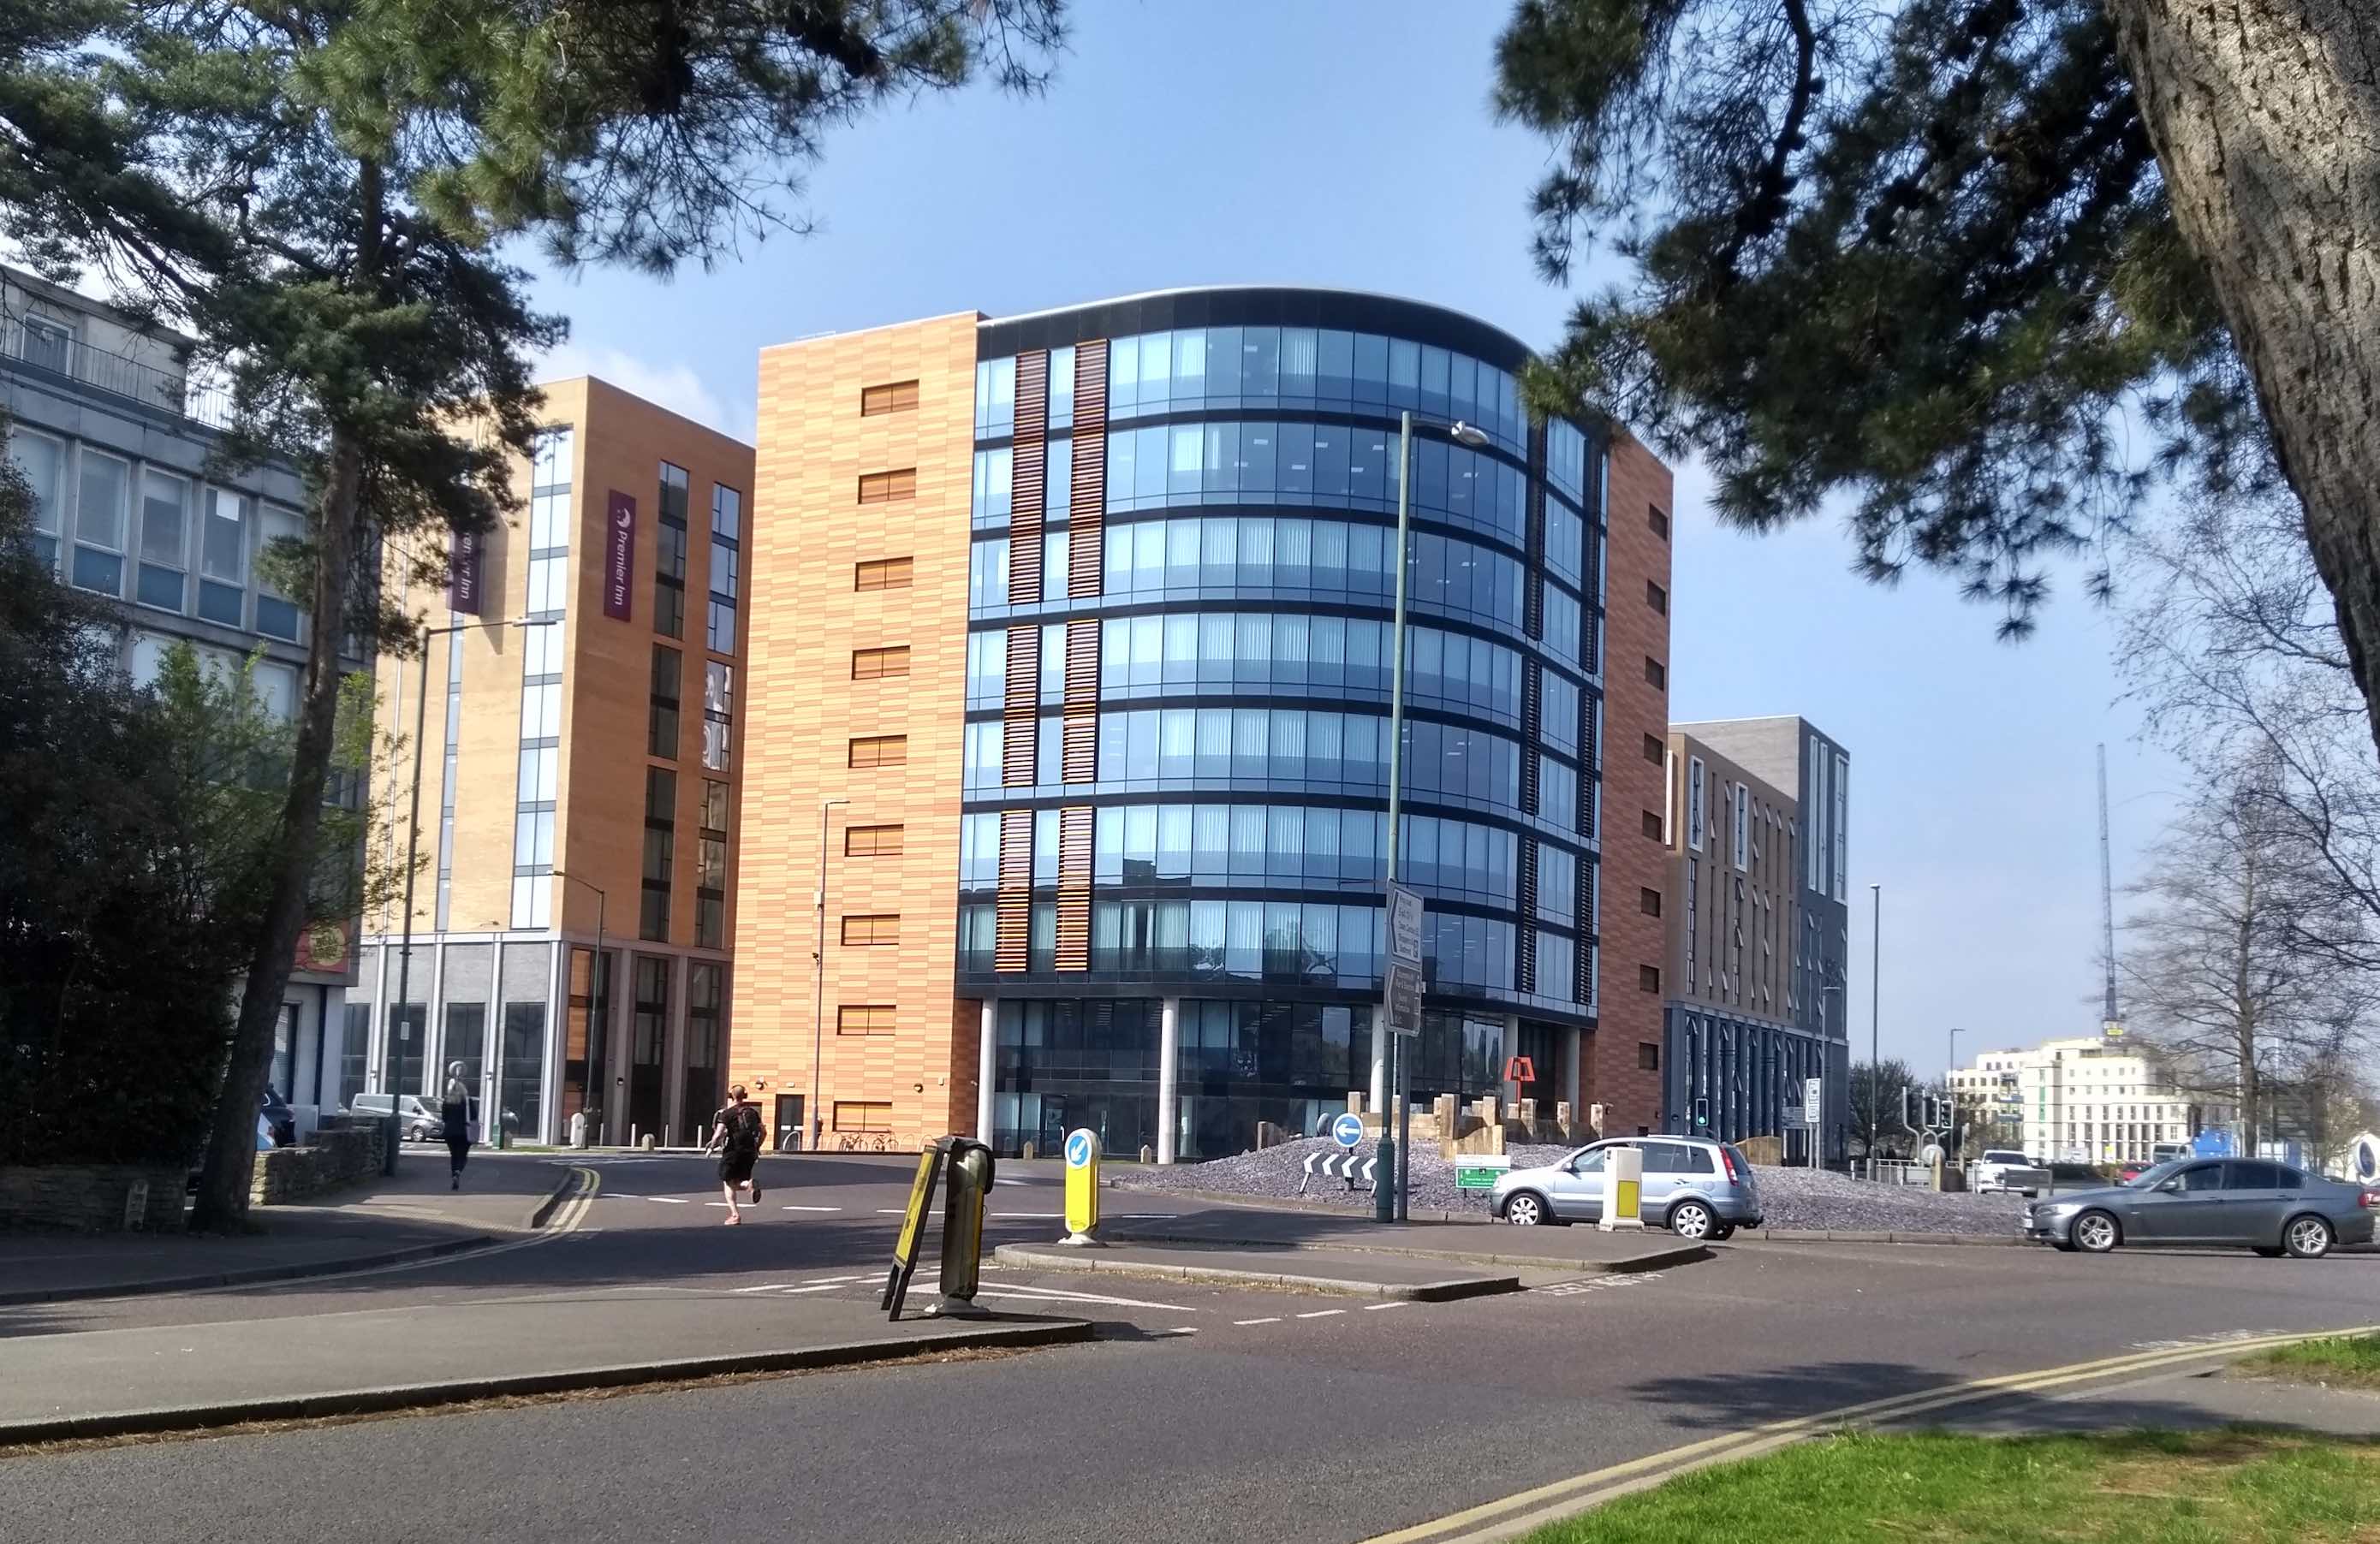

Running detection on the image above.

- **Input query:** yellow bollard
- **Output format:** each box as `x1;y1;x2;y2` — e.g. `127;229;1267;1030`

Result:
1060;1127;1103;1246
932;1138;995;1318
1599;1143;1646;1232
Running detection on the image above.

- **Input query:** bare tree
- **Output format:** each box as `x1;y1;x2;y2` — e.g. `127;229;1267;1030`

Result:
2121;763;2378;1153
2116;485;2380;977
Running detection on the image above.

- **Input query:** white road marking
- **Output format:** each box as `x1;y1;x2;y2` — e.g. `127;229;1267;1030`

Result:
646;1196;689;1205
1363;1302;1409;1311
875;1208;907;1214
969;1284;1200;1313
1296;1309;1347;1320
1157;1327;1199;1336
780;1205;842;1212
1234;1317;1282;1327
731;1282;801;1294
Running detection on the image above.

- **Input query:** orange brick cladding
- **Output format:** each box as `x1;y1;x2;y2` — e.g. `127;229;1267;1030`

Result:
1592;436;1674;1136
735;314;981;1149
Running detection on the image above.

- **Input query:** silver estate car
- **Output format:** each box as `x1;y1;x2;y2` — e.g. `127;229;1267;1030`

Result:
2025;1157;2379;1259
1491;1137;1763;1241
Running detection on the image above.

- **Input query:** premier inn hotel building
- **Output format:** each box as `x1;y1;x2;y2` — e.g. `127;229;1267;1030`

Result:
737;288;1676;1161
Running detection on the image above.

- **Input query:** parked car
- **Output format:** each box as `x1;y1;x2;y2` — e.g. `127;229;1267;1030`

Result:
2024;1158;2380;1258
1491;1137;1763;1241
260;1087;297;1148
1971;1149;2047;1197
348;1092;447;1142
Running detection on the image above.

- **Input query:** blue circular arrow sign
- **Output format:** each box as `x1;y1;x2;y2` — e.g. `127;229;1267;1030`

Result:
1330;1112;1364;1149
1065;1130;1096;1167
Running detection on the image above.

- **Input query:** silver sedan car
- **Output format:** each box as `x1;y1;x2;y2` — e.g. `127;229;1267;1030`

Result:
2024;1157;2378;1258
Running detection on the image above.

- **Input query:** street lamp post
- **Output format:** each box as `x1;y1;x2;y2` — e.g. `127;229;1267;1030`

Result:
811;797;848;1152
554;870;606;1146
1375;411;1490;1226
383;615;525;1175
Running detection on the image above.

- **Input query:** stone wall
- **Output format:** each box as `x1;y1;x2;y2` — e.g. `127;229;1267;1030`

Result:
251;1119;383;1206
0;1163;187;1232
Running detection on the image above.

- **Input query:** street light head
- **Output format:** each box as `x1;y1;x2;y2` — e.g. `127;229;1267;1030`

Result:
1447;421;1490;448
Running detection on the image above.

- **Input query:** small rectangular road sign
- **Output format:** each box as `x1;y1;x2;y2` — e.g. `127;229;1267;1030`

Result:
1388;884;1424;966
1385;960;1423;1037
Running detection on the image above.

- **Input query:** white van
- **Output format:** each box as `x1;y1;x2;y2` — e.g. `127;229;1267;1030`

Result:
348;1093;447;1141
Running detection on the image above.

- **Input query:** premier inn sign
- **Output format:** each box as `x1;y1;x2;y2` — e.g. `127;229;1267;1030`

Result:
604;490;636;621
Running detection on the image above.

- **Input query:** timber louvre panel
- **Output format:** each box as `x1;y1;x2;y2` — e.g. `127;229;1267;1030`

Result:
995;807;1033;973
1055;805;1093;971
1009;350;1048;605
1067;341;1108;598
1003;625;1039;787
1062;620;1100;783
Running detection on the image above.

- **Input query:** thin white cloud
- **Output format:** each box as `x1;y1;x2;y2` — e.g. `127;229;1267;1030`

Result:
535;341;755;443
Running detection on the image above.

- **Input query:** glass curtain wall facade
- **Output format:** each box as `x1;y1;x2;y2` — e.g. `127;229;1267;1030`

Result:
957;290;1604;1159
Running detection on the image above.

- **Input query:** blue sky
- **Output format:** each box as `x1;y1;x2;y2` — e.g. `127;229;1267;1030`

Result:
527;2;2182;1078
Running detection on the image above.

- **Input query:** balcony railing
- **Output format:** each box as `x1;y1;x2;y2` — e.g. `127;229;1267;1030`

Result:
3;307;234;430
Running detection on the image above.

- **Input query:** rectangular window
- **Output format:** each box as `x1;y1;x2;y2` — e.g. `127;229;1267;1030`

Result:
855;556;913;591
833;1100;894;1131
646;765;677;822
846;823;905;858
836;1005;896;1036
1639;1042;1660;1072
841;914;900;947
851;645;911;680
858;468;917;504
137;468;189;611
653;573;685;638
1642;733;1664;764
1639;887;1663;917
1644;656;1666;690
695;895;724;950
1646;579;1667;614
711;483;741;541
1641;810;1663;840
1639;965;1662;993
849;734;907;769
1649;505;1670;539
9;427;64;567
1687;757;1705;851
700;778;729;833
698;834;726;891
649;644;681;759
861;380;919;416
1733;783;1751;871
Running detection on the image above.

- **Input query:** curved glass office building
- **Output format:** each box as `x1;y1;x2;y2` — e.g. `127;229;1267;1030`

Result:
739;288;1676;1161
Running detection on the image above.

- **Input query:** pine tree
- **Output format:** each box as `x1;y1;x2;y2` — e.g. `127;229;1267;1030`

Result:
1494;0;2380;745
0;0;1063;1227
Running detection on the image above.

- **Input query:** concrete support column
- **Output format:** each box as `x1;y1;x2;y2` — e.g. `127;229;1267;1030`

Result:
1157;997;1181;1163
1500;1013;1523;1106
1560;1025;1583;1115
976;1000;996;1146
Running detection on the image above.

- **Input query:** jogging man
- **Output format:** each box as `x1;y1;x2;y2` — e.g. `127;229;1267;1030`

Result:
708;1083;766;1225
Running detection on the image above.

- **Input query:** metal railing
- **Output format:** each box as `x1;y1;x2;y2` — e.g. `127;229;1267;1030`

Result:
2;307;234;430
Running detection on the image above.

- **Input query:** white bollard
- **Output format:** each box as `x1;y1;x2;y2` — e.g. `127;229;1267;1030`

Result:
1599;1144;1646;1232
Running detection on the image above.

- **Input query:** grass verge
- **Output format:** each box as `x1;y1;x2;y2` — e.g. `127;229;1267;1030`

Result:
2237;1333;2380;1390
1518;1428;2380;1543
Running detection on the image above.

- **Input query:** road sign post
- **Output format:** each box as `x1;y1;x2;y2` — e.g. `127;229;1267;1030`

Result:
1061;1127;1102;1246
1380;884;1425;1225
1806;1075;1824;1171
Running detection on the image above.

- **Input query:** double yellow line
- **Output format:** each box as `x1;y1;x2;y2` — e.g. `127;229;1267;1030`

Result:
541;1165;601;1233
1367;1323;2380;1544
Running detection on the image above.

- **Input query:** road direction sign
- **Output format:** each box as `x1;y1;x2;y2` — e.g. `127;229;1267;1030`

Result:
1388;883;1425;966
1065;1130;1095;1168
1330;1112;1365;1149
1803;1077;1823;1127
1385;960;1424;1037
1062;1126;1100;1243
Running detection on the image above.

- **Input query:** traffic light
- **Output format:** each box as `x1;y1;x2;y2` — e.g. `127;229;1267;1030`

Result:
1692;1096;1711;1130
1901;1087;1916;1131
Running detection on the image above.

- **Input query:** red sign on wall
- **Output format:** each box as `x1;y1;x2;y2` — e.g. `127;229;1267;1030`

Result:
603;490;636;621
1505;1055;1538;1084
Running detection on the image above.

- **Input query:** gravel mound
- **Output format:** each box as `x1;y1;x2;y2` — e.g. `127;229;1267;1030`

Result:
1115;1137;2027;1235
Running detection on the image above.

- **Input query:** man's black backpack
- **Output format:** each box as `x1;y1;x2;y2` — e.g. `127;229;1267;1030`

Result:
726;1102;764;1155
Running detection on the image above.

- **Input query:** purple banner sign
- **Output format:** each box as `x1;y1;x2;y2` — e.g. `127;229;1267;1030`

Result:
604;490;636;621
447;528;482;615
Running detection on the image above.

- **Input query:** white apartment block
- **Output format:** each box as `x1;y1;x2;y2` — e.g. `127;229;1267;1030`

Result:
1950;1034;2232;1165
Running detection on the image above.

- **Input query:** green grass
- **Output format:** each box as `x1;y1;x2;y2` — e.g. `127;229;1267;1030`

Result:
2239;1333;2380;1388
1518;1429;2380;1543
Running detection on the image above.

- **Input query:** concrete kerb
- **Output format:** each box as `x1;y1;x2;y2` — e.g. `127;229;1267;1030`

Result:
0;1321;1096;1446
993;1243;1522;1301
1108;1230;1710;1276
1732;1228;2023;1247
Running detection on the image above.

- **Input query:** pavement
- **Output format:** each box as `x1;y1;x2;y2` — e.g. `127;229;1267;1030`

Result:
0;1145;563;1305
5;1150;2380;1543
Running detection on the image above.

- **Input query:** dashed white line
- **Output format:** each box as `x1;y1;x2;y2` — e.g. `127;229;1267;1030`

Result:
646;1196;689;1204
1233;1317;1282;1327
969;1284;1199;1312
780;1204;842;1212
1362;1302;1409;1311
874;1208;906;1214
1295;1309;1347;1320
1157;1327;1199;1337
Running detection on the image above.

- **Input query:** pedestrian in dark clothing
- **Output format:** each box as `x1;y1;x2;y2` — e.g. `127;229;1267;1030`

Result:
442;1061;474;1190
708;1084;765;1224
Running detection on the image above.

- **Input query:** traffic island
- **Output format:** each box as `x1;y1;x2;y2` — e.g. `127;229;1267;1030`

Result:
993;1241;1524;1300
